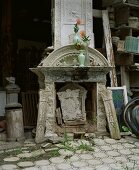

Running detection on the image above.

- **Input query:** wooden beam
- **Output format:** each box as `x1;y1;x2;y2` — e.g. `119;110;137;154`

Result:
1;0;13;86
102;10;118;87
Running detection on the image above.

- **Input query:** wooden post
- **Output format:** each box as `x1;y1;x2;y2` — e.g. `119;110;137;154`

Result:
1;0;13;86
102;10;118;87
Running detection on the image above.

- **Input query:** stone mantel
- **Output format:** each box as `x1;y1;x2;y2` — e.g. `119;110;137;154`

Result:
30;45;112;143
31;66;112;83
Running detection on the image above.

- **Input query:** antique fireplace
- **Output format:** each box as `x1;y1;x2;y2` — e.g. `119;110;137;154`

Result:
31;45;112;143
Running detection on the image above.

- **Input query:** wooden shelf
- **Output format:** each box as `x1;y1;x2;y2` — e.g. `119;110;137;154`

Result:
123;2;139;9
117;51;139;56
110;2;139;8
131;88;139;92
128;64;139;71
103;0;139;8
114;26;139;31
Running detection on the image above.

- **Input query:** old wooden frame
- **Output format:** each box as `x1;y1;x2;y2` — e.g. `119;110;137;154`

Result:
107;85;128;131
107;85;128;105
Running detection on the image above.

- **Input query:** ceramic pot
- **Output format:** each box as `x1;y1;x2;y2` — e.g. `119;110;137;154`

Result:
78;50;85;67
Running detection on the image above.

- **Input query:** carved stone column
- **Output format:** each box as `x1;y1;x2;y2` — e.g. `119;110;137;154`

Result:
35;87;46;143
97;83;107;133
30;69;46;143
44;82;58;140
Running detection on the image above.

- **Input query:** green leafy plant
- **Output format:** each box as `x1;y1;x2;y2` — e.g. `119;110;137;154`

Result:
77;141;94;152
73;18;80;33
49;149;60;157
122;125;131;132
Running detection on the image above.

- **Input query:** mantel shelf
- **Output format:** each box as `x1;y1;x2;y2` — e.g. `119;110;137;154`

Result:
31;66;112;83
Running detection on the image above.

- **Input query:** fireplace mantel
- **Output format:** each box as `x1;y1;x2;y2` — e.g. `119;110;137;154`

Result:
31;45;112;143
31;66;112;83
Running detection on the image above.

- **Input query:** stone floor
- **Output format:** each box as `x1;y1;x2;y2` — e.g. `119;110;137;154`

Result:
0;134;139;170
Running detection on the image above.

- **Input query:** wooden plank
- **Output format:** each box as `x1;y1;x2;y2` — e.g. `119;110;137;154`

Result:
102;0;124;7
101;89;121;139
102;10;118;87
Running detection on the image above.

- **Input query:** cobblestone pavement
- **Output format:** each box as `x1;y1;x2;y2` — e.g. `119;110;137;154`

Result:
0;135;139;170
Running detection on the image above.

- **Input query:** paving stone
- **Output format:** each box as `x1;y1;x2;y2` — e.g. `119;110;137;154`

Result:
34;160;50;166
123;143;136;148
119;149;132;155
124;162;137;169
71;161;88;168
49;157;65;164
93;139;106;146
41;143;52;148
106;151;120;157
114;156;128;163
104;138;117;144
75;150;89;154
118;138;127;143
45;147;59;152
93;147;101;152
17;153;32;158
134;142;139;147
0;142;22;150
22;150;30;153
0;150;4;154
5;149;15;153
24;143;36;147
58;149;74;156
21;147;29;150
23;167;39;170
80;167;95;170
1;164;18;169
128;155;139;161
93;152;107;158
17;161;34;168
135;160;139;165
40;165;57;170
131;148;139;154
79;153;93;160
111;144;124;150
109;163;123;169
31;149;45;157
95;165;110;170
100;145;112;151
101;157;115;164
87;159;103;166
4;157;20;162
68;155;80;162
57;163;72;170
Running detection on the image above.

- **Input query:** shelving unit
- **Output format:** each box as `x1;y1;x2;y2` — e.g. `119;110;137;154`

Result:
107;1;139;97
